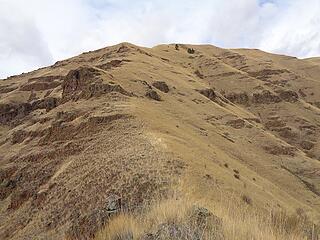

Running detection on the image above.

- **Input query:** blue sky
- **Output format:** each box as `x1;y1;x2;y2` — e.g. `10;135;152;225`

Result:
1;0;320;79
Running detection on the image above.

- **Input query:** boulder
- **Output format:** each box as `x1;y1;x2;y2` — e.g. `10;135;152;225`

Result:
146;90;161;101
105;194;122;213
152;81;169;93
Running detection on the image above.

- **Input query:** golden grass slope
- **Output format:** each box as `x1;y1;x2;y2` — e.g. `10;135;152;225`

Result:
0;42;320;239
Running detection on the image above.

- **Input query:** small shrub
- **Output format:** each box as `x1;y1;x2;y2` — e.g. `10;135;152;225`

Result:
224;163;229;168
241;194;252;205
234;174;240;180
187;48;195;54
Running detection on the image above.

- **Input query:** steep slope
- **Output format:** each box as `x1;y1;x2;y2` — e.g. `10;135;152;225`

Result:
0;43;320;239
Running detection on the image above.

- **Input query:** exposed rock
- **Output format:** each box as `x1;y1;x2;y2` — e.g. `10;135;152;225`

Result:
198;89;216;101
226;119;246;129
248;69;290;80
146;90;161;101
298;89;307;97
117;45;131;53
20;75;62;91
141;223;195;240
225;92;249;105
105;194;122;213
252;90;281;104
0;97;58;125
275;127;298;140
31;97;58;111
0;85;17;94
0;103;32;124
141;206;224;240
97;59;131;71
188;206;224;239
152;81;169;93
62;67;100;100
56;111;79;123
62;67;130;101
265;119;286;129
276;90;299;102
300;140;315;150
264;145;296;156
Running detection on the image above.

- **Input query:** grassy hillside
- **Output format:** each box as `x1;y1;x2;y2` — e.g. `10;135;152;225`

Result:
0;43;320;239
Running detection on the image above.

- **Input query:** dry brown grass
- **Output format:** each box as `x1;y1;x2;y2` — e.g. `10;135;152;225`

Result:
95;195;316;240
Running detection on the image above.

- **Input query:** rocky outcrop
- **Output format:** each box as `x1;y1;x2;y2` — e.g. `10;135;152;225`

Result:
199;89;216;101
152;81;169;93
198;88;229;106
276;90;299;102
226;119;246;129
225;89;298;105
20;76;62;91
62;67;131;102
225;92;249;105
300;140;315;150
97;59;131;71
0;103;33;124
264;145;296;156
146;90;161;101
248;69;290;80
252;90;281;104
0;97;58;125
0;85;17;94
31;97;58;111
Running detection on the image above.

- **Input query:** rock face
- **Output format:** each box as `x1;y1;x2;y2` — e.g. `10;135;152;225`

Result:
62;66;130;102
0;98;58;125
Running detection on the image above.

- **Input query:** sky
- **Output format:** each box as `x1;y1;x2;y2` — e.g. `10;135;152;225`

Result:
0;0;320;79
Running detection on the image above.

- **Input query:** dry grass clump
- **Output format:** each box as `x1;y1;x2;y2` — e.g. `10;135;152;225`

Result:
95;198;193;240
94;194;317;240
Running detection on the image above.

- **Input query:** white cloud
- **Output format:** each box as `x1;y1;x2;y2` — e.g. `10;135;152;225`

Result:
259;0;320;58
0;0;319;79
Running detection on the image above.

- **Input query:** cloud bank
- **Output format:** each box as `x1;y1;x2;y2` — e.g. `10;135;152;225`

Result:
0;0;320;78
